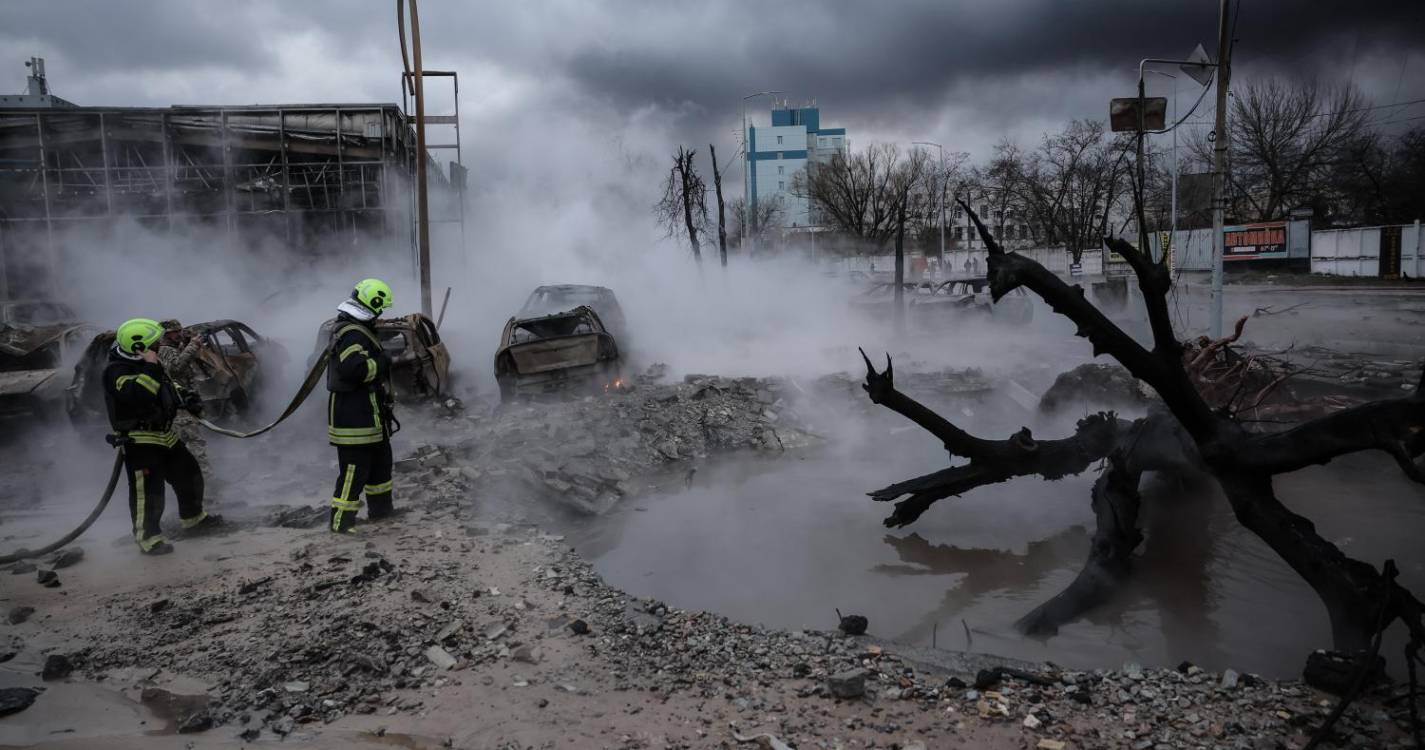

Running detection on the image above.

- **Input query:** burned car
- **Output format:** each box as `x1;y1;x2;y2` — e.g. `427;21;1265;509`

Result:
518;284;627;340
312;312;451;401
911;278;1034;326
851;278;1033;326
494;305;621;401
0;300;98;419
68;320;283;421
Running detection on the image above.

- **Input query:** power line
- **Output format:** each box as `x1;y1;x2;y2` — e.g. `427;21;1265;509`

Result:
1305;97;1425;119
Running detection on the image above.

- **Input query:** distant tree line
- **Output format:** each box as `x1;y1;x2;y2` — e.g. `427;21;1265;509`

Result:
655;75;1425;263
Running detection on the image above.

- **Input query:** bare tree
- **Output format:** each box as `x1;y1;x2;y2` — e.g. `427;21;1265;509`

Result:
1192;79;1370;222
655;146;709;262
729;196;785;251
1329;125;1425;226
983;121;1133;263
861;204;1425;691
708;144;729;267
795;143;935;250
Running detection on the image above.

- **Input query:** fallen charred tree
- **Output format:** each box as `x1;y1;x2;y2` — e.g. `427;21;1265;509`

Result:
862;202;1425;687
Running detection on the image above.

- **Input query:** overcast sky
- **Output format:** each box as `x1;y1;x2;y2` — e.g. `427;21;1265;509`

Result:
3;0;1422;248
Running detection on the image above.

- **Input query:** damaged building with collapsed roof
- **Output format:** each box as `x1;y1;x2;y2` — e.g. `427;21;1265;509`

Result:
0;58;464;298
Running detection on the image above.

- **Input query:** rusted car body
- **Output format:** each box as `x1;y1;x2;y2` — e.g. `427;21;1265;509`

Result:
313;312;451;401
67;320;282;421
494;305;621;401
0;301;98;418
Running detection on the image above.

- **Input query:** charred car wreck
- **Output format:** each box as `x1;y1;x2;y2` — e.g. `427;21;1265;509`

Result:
852;277;1033;327
0;300;97;419
68;320;282;421
313;312;451;401
495;304;621;401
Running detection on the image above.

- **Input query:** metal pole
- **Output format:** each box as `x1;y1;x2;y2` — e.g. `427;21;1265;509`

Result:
913;141;945;270
410;0;433;318
1147;70;1179;266
936;145;945;267
1210;0;1231;337
1136;74;1148;257
1170;75;1178;267
35;113;56;295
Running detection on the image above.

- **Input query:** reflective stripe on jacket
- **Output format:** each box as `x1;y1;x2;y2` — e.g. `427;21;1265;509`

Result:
325;319;391;446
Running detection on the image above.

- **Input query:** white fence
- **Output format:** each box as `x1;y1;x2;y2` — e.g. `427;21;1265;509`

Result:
829;246;1102;279
1310;222;1424;278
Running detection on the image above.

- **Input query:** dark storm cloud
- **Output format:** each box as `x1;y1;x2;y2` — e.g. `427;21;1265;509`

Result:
561;0;1425;122
0;0;271;72
4;0;1422;156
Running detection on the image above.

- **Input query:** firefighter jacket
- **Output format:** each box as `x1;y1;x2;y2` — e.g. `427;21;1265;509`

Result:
326;314;392;446
103;349;183;448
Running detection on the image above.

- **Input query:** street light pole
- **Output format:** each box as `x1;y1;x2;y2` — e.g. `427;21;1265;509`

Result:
913;141;946;271
1147;70;1179;266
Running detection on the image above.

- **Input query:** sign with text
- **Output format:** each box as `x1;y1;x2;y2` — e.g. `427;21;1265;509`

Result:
1223;221;1287;261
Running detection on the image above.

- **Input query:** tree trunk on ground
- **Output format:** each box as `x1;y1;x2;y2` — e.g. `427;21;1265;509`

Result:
859;200;1425;665
710;144;728;267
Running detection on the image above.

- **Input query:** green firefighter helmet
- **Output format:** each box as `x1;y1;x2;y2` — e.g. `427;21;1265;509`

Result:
352;277;394;315
116;318;164;355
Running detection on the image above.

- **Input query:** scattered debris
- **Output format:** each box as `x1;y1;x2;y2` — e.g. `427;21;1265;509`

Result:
41;653;73;680
835;609;868;636
424;645;458;671
0;687;38;717
6;605;34;625
47;547;83;569
827;668;867;699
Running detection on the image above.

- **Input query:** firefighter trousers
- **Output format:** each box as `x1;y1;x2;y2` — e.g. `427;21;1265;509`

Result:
124;441;206;552
330;441;394;533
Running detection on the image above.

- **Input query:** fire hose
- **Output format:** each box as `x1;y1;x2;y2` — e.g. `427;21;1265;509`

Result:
193;351;330;439
0;447;124;565
0;353;333;563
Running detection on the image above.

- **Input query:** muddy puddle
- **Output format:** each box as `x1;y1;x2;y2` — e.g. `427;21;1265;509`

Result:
570;412;1425;679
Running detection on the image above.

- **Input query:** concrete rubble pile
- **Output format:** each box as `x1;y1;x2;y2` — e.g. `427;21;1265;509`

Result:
395;369;820;516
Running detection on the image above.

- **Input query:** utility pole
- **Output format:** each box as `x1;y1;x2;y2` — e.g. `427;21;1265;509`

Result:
1210;0;1232;338
914;141;946;270
409;0;433;318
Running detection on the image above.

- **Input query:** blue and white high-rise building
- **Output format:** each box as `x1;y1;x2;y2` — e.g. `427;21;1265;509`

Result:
744;104;848;230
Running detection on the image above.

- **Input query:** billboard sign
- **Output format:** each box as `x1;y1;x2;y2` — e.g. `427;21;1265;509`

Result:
1109;97;1168;132
1223;221;1287;261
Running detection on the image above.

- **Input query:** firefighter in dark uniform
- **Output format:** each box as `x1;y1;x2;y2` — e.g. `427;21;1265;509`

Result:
327;278;397;533
104;318;223;555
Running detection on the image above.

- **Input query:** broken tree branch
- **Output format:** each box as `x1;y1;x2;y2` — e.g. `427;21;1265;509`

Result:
960;201;1218;441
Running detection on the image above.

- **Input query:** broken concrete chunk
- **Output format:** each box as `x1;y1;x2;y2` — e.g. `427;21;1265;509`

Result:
424;645;457;671
48;547;84;569
36;569;59;588
6;606;34;625
434;620;463;642
41;654;73;680
827;668;867;699
177;710;213;733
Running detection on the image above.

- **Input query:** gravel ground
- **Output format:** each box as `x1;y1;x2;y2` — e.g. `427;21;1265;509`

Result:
1;368;1421;748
